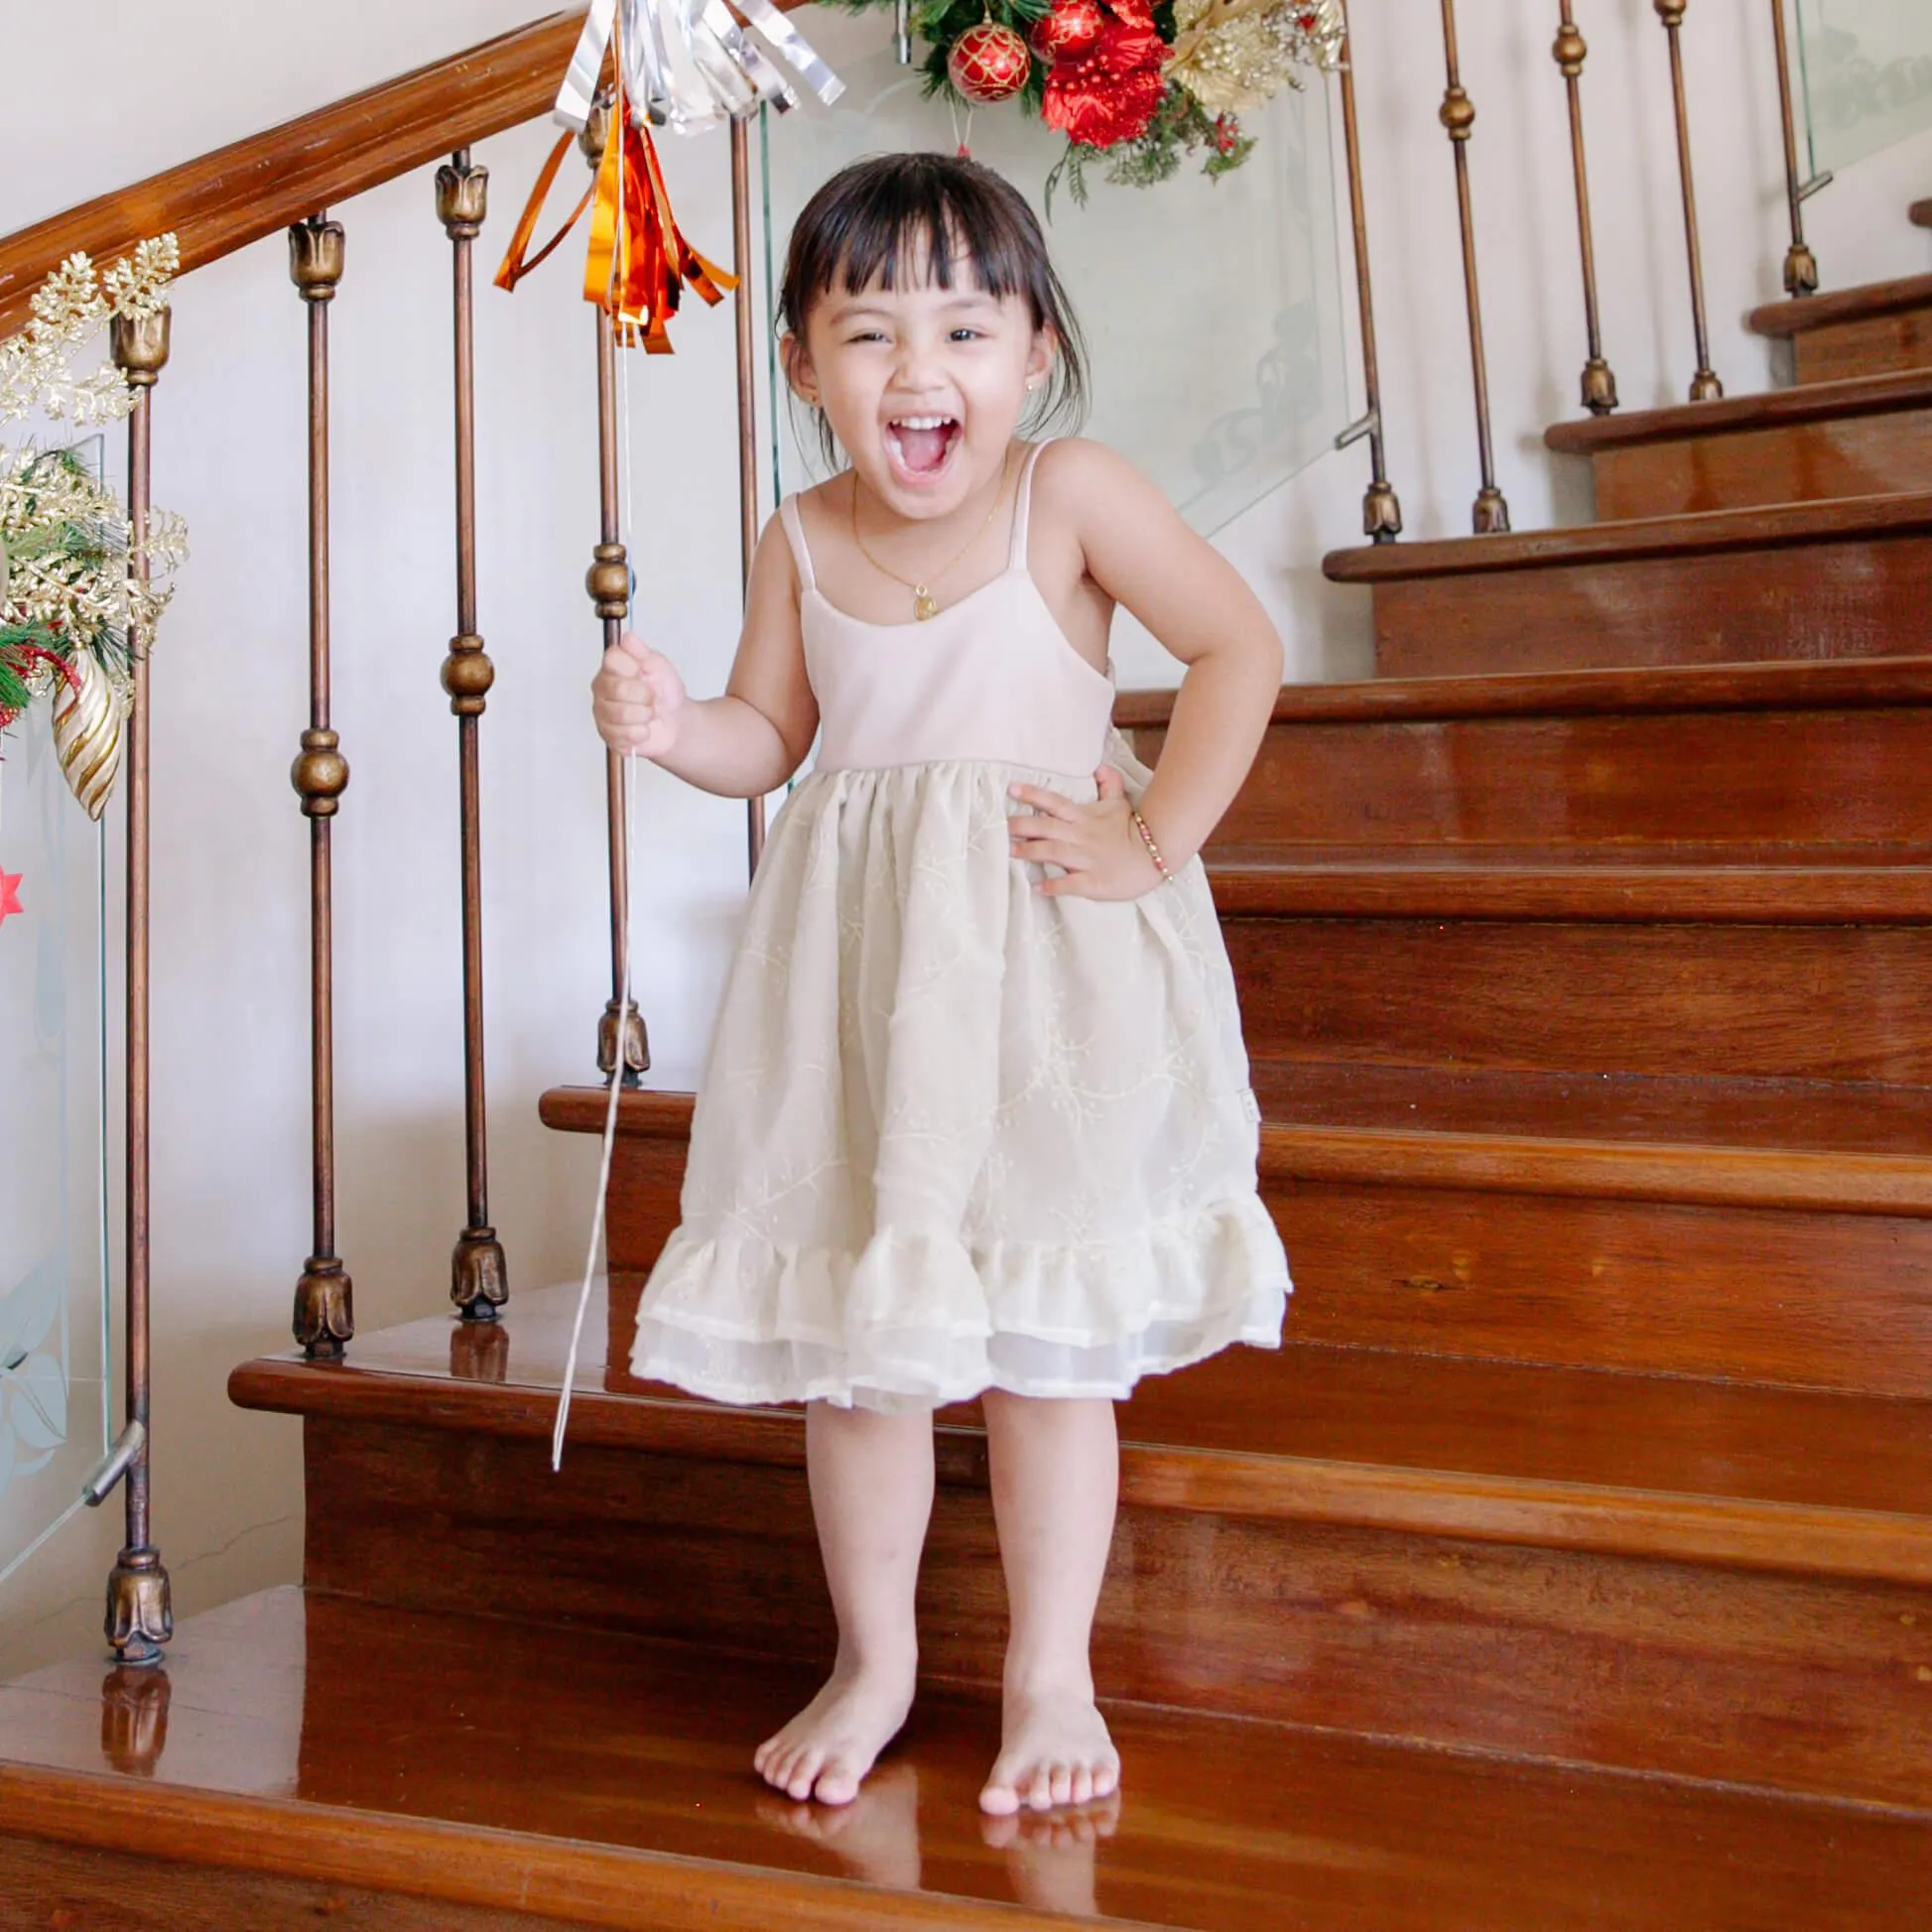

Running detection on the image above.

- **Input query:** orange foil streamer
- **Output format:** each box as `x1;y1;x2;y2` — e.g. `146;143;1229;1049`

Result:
495;86;735;352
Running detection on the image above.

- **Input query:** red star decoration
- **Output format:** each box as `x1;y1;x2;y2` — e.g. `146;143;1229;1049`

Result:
0;870;22;932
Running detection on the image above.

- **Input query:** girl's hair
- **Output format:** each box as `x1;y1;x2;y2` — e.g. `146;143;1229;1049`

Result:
779;152;1089;466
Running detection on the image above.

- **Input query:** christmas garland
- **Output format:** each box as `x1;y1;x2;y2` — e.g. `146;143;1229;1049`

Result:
0;238;186;820
838;0;1342;203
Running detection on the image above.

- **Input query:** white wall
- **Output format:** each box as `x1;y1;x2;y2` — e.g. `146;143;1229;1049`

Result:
1;2;1927;1676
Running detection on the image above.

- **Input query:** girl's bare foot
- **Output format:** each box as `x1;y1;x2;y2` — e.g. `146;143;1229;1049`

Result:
977;1682;1120;1815
754;1658;918;1806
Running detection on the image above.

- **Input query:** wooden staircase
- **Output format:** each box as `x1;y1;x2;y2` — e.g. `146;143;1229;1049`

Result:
5;204;1932;1930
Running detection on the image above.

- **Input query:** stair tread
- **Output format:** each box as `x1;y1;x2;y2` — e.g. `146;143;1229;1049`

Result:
1543;368;1932;453
230;1285;1932;1571
542;1083;1932;1217
1205;853;1932;921
1115;657;1932;729
1322;490;1932;584
1749;271;1932;337
4;1589;1925;1931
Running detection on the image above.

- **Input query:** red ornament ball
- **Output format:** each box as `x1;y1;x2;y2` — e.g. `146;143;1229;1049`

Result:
948;21;1032;104
1030;0;1105;63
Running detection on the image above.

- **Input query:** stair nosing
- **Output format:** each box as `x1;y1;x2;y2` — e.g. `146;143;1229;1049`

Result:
1748;271;1932;338
539;1087;1932;1216
1205;859;1932;924
1113;656;1932;728
228;1357;1932;1586
1542;368;1932;453
1322;490;1932;584
0;1757;1102;1932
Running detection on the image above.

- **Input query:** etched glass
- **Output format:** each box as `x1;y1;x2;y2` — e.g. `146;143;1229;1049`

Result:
0;684;111;1588
1794;0;1932;176
759;7;1352;535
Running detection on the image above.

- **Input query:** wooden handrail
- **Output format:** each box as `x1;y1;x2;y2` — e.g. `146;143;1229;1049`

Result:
0;12;586;337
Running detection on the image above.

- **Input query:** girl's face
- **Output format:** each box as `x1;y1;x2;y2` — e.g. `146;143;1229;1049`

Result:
786;247;1055;521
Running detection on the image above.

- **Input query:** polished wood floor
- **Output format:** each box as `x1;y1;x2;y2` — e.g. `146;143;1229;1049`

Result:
1;1588;1928;1930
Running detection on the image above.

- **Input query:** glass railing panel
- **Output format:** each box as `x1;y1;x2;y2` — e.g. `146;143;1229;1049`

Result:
1794;0;1932;176
0;640;111;1590
760;7;1352;535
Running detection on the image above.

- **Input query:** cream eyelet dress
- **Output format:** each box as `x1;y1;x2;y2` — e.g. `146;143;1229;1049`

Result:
631;441;1291;1412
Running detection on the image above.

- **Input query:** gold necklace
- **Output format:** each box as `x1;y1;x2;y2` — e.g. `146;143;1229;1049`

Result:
849;452;1011;621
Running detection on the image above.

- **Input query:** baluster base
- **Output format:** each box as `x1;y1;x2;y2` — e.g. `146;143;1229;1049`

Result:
1363;481;1404;543
1472;487;1511;535
451;1226;509;1322
1784;242;1820;300
294;1257;354;1359
104;1546;173;1668
1581;358;1619;416
598;998;650;1090
1689;369;1725;403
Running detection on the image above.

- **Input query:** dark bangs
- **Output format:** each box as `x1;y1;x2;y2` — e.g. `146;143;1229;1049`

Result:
779;152;1088;436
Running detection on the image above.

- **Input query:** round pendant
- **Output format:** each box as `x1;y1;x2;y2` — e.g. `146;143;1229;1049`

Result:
914;586;939;621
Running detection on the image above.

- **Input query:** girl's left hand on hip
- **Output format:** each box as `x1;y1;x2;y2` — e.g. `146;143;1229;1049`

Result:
1008;767;1166;901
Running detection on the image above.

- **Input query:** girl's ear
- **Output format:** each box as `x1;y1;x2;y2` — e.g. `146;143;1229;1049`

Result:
1024;325;1057;399
781;331;820;406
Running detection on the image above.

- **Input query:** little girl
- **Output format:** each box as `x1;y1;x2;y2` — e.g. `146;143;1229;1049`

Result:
591;152;1290;1817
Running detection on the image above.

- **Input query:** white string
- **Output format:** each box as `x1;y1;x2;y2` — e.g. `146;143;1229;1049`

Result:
551;751;637;1472
554;96;647;1473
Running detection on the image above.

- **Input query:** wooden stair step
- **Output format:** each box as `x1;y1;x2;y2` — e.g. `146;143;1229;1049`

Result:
1749;272;1932;383
8;1590;1929;1931
547;1085;1932;1397
1208;853;1932;922
1119;660;1932;853
1322;493;1932;678
545;1084;1932;1216
1542;369;1932;516
230;1302;1932;1806
229;1284;1932;1573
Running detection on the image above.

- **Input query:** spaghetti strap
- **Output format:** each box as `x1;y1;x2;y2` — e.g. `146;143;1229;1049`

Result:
778;495;817;593
1008;439;1055;571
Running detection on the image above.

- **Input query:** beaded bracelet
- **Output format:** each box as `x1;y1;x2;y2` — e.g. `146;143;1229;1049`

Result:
1129;807;1176;886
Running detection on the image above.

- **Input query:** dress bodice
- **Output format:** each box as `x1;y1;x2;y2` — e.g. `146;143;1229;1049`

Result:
779;442;1115;780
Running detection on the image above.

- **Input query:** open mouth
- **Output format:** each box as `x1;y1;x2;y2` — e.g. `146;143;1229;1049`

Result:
884;416;961;479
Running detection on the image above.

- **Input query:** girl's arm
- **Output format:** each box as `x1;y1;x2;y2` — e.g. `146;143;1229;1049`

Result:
1007;441;1282;897
590;515;819;800
1069;441;1282;865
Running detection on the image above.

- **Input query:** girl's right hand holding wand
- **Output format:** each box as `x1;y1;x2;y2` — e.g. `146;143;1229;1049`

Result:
592;631;687;757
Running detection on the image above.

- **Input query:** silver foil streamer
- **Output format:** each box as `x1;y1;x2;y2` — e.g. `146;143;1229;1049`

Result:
554;0;844;136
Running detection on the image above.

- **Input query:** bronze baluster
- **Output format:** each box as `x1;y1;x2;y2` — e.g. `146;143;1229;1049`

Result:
288;214;354;1355
1769;0;1820;297
1438;0;1508;532
1554;3;1617;414
437;150;510;1322
103;306;173;1668
731;116;768;871
582;98;649;1087
1654;2;1723;399
1335;0;1401;541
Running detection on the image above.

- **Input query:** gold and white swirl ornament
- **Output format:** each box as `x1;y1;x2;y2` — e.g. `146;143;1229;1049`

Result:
52;651;125;822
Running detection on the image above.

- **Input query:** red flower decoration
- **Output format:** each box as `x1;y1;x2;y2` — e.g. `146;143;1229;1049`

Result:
1042;5;1168;149
0;870;22;932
